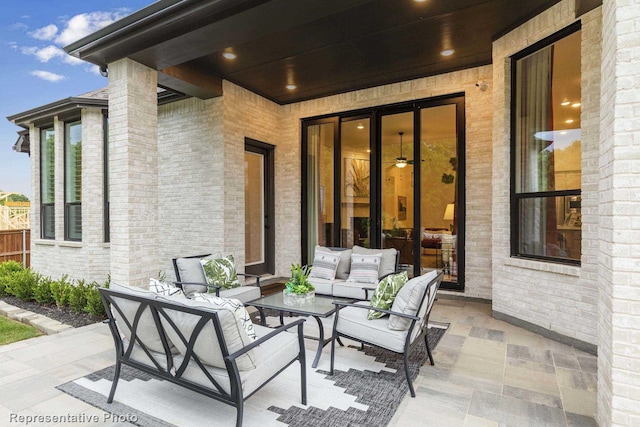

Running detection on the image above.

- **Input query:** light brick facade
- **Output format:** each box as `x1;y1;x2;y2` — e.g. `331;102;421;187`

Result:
598;0;640;425
491;0;601;347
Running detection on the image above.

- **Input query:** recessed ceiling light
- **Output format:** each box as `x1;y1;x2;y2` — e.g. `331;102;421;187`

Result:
366;149;371;153
565;119;575;124
572;102;581;107
286;84;297;90
357;123;365;129
440;49;455;57
222;51;236;60
414;0;427;2
561;101;571;106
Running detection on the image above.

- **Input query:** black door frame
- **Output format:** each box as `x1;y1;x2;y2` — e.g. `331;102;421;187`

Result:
245;138;275;275
301;93;465;291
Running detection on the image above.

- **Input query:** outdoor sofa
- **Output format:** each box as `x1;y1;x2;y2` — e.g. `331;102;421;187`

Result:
307;245;399;300
99;282;307;427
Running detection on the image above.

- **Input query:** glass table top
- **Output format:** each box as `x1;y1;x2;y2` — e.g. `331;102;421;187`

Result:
245;292;341;317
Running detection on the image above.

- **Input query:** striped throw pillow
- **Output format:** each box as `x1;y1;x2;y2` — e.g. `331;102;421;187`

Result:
346;253;382;284
308;246;341;281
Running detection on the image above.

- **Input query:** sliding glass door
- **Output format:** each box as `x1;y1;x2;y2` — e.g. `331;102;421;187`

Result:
303;95;465;290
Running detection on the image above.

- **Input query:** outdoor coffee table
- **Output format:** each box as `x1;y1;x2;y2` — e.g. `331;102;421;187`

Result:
245;293;345;368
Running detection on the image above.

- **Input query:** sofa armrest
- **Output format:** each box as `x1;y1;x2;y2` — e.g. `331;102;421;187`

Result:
225;318;305;361
332;301;420;321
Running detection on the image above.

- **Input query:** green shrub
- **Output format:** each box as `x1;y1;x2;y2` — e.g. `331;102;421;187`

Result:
83;282;106;318
50;276;71;309
0;261;25;296
33;276;55;305
68;279;88;313
5;269;40;300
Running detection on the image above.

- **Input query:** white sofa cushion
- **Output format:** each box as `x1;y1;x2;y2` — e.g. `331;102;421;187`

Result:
158;295;257;371
307;277;339;295
333;248;353;280
308;246;341;280
388;270;438;330
191;293;256;340
108;282;172;355
347;252;382;284
352;245;397;278
174;324;300;395
332;281;375;300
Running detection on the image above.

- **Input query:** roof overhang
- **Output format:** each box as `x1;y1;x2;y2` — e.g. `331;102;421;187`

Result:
7;97;108;128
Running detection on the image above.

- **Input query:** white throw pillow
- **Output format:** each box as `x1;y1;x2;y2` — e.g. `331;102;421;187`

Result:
352;246;397;278
148;278;182;296
308;246;341;281
346;252;382;284
191;293;256;340
388;270;438;330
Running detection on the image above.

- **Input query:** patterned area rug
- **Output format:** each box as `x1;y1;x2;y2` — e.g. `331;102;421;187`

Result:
58;319;448;427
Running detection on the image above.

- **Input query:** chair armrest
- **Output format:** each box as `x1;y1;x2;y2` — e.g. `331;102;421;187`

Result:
361;286;376;300
173;281;221;296
237;273;261;287
225;318;306;361
332;301;420;321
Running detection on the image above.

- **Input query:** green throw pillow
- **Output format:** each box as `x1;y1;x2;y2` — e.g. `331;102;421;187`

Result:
201;254;241;290
367;271;408;320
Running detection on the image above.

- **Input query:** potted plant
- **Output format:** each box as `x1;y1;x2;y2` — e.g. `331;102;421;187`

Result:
283;263;315;305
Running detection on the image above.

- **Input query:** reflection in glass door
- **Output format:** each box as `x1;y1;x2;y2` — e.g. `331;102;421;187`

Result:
341;118;371;248
381;112;415;270
419;104;459;283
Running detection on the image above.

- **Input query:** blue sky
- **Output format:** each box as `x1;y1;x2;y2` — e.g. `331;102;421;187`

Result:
0;0;152;198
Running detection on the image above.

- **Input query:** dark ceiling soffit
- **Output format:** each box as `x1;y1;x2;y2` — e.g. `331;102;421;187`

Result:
7;97;108;127
159;65;222;99
575;0;602;17
491;0;564;41
12;130;30;154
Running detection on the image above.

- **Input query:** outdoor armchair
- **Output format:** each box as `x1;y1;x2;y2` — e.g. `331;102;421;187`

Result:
172;253;261;303
329;270;443;397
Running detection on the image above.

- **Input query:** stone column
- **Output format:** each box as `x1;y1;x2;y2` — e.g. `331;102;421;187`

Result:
598;0;640;425
108;58;158;287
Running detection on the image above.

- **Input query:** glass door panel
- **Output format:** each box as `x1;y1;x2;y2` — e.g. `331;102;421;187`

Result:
419;104;458;283
245;151;264;266
306;122;335;256
381;112;415;272
341;119;371;248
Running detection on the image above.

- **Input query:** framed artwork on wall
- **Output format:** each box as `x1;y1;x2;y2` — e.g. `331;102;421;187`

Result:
398;196;407;220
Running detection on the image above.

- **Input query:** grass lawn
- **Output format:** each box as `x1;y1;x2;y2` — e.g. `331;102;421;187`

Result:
0;315;41;345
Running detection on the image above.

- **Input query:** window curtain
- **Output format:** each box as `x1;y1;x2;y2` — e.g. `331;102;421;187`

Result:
516;46;555;255
307;125;320;257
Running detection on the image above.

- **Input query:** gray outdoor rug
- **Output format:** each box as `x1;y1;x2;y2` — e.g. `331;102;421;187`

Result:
57;320;448;427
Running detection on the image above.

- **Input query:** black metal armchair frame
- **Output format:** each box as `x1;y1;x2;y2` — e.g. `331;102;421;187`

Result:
99;287;306;427
172;253;261;295
329;271;443;397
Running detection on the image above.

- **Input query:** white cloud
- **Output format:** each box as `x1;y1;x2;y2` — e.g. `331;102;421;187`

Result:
7;41;18;50
64;55;84;65
30;70;65;82
21;45;65;62
55;11;128;46
30;24;58;41
86;64;103;76
9;22;28;31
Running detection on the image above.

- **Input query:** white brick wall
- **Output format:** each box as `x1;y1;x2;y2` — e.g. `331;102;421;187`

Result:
108;59;159;287
491;0;600;345
29;108;110;283
598;0;640;425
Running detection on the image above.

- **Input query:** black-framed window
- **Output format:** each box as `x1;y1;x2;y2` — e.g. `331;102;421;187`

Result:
511;22;582;264
40;127;55;239
103;114;110;243
64;121;82;241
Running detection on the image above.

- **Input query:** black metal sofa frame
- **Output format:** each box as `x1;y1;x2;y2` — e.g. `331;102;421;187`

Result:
99;287;306;427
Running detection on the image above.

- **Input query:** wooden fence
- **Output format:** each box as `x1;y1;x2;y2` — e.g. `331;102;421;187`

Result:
0;229;30;267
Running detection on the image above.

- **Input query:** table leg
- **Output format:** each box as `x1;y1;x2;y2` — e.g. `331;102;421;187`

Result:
257;307;266;326
312;316;324;368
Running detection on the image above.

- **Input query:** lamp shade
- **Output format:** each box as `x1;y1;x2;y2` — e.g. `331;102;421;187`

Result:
443;203;455;221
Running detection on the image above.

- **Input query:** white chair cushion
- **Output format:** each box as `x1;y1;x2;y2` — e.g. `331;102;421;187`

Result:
352;245;397;278
158;295;257;371
175;257;208;296
218;285;261;304
336;302;408;353
388;270;438;330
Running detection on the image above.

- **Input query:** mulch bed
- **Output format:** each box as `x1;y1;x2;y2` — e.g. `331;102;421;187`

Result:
0;296;102;328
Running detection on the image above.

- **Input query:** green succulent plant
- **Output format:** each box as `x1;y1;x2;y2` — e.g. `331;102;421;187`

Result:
285;263;315;295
